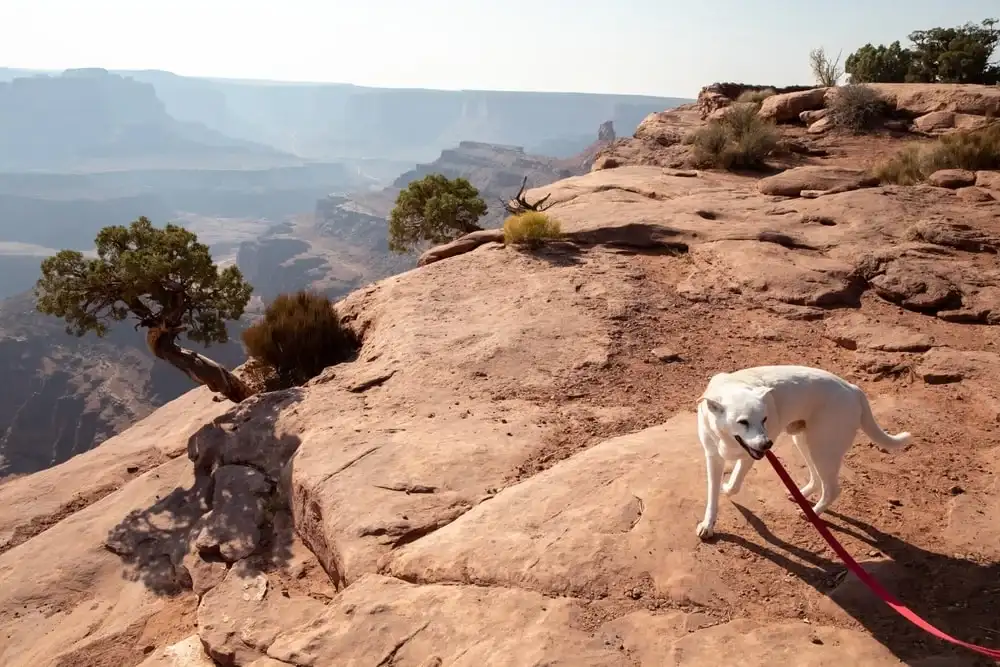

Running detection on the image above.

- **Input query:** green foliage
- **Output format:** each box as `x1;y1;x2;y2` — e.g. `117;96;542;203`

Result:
688;104;778;170
35;216;252;346
846;41;915;83
827;84;892;133
503;211;562;247
388;174;488;253
846;19;1000;84
809;47;843;86
241;289;357;386
874;123;1000;184
735;88;776;104
908;19;1000;84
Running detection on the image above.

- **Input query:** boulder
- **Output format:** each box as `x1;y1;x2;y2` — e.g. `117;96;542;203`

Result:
757;166;876;197
956;186;994;203
708;102;758;121
758;88;827;123
868;83;1000;116
928;169;977;189
912;110;990;134
192;464;272;563
807;116;833;134
824;312;933;352
197;562;327;666
975;170;1000;191
916;347;1000;385
137;635;216;667
697;88;732;119
799;108;828;124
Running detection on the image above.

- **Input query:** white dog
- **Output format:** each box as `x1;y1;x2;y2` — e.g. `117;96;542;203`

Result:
694;364;912;539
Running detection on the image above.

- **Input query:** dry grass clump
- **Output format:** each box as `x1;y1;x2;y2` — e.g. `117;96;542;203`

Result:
686;103;779;170
503;211;563;247
875;123;1000;184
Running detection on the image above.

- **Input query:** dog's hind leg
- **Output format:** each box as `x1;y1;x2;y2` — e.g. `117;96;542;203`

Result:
803;423;856;516
788;433;820;500
722;457;753;496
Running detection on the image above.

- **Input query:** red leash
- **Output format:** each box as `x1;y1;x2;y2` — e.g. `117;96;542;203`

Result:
764;450;1000;661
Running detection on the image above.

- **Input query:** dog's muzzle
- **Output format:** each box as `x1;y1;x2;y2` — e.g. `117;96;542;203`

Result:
734;435;772;460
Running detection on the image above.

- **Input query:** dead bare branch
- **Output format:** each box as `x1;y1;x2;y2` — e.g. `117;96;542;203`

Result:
501;176;554;215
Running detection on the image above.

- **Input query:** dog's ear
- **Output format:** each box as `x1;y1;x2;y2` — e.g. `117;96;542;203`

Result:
698;395;725;416
752;386;772;401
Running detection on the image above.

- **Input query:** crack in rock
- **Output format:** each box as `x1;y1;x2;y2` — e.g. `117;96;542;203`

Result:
376;621;431;667
373;483;439;495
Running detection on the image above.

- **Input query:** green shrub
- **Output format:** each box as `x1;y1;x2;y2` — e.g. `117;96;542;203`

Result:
503;211;562;247
875;123;1000;184
827;84;891;133
689;104;779;170
241;290;357;387
735;88;776;104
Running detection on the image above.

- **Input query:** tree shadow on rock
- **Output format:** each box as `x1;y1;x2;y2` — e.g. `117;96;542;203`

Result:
520;241;586;267
105;387;306;596
720;503;1000;666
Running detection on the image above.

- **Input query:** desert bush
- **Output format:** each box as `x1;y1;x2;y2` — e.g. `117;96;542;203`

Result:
735;88;776;104
503;211;562;247
874;123;1000;184
827;84;892;133
688;104;779;170
241;289;357;387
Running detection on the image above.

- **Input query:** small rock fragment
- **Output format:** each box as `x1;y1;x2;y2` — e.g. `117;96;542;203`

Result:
651;347;681;363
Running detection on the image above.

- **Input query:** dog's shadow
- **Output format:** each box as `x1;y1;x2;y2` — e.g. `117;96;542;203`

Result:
719;503;1000;666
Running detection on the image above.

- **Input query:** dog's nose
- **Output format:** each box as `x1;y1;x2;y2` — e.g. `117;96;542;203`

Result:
761;440;774;451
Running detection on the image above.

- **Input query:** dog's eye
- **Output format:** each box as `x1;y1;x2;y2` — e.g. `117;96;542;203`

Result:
736;419;749;427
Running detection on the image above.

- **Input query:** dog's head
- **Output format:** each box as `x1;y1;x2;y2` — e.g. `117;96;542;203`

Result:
698;384;774;460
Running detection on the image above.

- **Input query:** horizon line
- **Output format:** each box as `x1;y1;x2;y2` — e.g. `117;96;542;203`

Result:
0;64;697;100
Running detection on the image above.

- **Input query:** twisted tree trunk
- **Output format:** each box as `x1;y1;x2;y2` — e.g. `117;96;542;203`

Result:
417;229;505;267
146;325;252;403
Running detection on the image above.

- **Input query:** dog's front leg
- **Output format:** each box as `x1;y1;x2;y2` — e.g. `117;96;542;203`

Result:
722;456;753;496
696;451;725;539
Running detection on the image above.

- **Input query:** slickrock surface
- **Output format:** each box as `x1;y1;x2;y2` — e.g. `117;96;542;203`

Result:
3;85;1000;666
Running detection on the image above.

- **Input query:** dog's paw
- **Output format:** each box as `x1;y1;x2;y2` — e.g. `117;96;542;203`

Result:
787;488;814;502
722;482;740;497
695;521;715;540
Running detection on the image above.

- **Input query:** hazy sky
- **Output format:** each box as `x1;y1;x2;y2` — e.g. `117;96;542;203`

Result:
1;1;996;97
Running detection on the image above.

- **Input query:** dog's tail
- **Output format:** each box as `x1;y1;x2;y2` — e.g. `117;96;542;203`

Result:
858;390;912;452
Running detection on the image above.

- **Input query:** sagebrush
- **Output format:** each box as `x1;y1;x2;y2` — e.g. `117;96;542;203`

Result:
827;84;891;133
241;290;357;387
503;211;562;247
874;122;1000;184
687;103;778;170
